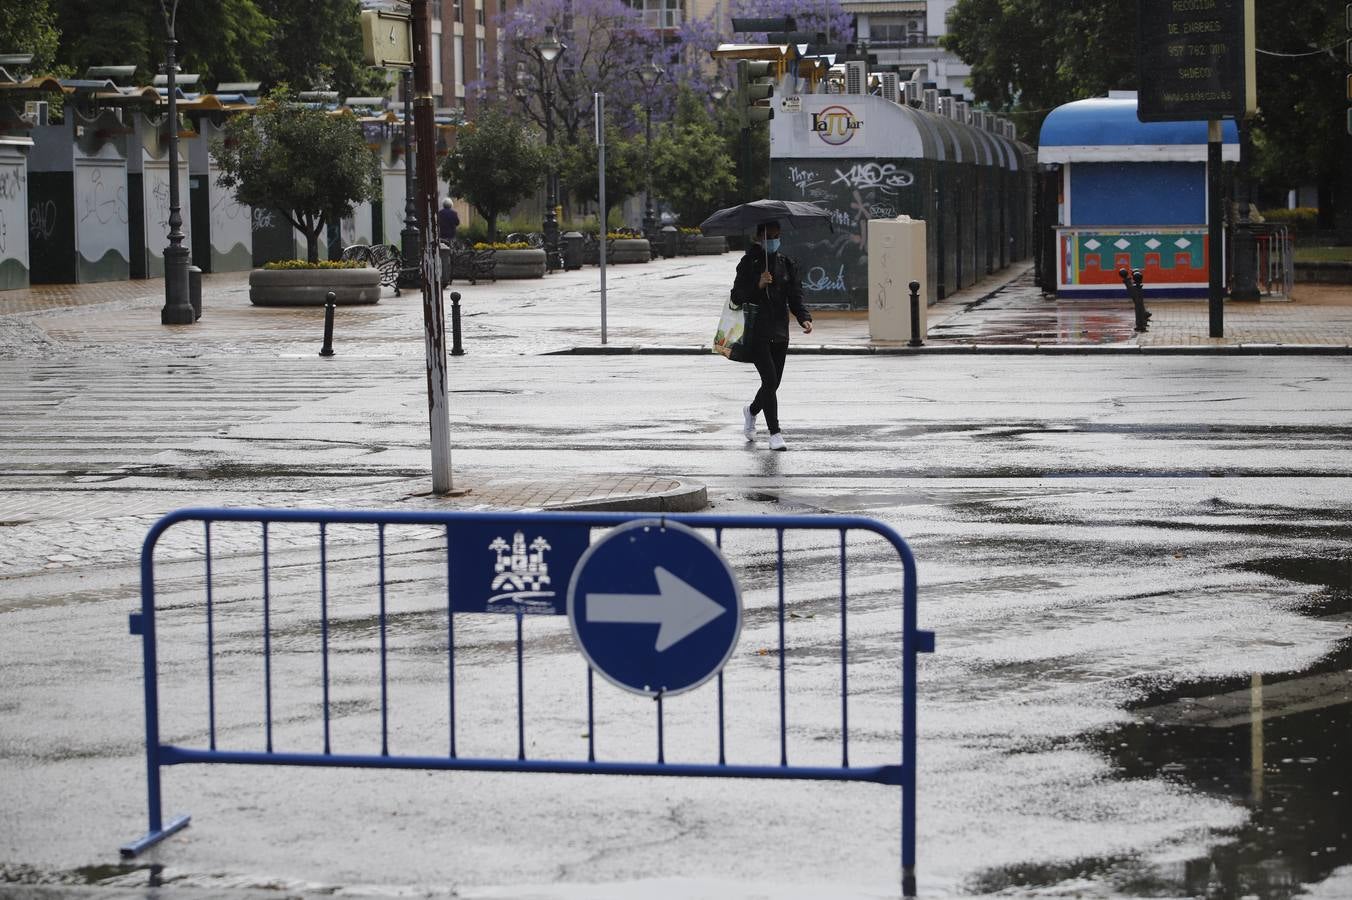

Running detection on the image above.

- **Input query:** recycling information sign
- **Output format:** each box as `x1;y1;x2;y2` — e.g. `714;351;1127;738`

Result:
567;520;742;697
1137;0;1256;122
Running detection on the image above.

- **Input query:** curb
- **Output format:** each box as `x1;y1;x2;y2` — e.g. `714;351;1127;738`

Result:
544;479;708;513
547;344;1352;357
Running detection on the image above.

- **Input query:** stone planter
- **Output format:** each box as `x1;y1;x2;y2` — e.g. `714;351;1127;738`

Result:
694;235;727;255
610;238;651;264
493;248;546;279
249;268;381;306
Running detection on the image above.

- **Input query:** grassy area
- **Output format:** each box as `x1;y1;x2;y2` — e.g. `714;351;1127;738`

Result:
1295;245;1352;262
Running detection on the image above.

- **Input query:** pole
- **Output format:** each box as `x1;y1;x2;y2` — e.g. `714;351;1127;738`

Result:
543;82;560;272
1207;120;1224;337
158;0;194;326
596;92;608;344
907;280;923;347
399;68;420;289
1230;116;1260;300
449;291;464;356
643;99;654;239
411;0;453;494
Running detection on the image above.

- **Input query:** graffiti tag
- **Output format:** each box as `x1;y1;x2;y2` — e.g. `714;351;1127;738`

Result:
0;166;25;201
803;265;847;293
788;166;822;197
832;163;915;194
252;208;277;230
29;199;57;240
79;167;129;226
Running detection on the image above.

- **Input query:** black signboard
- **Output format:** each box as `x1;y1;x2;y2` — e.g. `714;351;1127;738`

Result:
1137;0;1253;121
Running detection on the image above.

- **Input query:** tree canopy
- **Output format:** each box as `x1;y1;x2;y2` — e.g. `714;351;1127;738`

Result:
650;89;738;226
211;88;380;262
439;105;547;241
943;0;1352;232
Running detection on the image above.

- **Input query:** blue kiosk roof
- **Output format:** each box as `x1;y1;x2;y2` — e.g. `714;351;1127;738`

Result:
1038;94;1238;164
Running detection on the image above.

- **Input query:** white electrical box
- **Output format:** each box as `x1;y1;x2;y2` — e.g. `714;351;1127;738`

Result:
868;216;928;342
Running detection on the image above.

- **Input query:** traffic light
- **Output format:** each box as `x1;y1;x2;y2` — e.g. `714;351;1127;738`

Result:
737;59;776;125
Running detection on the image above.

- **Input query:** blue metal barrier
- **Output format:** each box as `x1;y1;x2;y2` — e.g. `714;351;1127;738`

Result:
123;507;934;893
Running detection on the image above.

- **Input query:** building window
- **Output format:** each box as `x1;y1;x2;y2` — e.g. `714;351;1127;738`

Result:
453;0;463;22
627;0;681;29
476;38;485;72
454;35;465;87
868;16;927;47
476;3;485;26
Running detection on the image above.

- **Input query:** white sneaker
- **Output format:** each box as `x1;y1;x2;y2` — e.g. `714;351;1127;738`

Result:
768;433;787;451
742;405;756;441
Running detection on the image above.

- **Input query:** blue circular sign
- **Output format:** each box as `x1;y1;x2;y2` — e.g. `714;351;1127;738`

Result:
567;520;742;697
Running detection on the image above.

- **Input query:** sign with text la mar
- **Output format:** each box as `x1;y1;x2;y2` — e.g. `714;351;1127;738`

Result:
1137;0;1256;122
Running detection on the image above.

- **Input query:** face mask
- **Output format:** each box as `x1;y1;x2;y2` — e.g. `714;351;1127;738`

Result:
764;238;781;253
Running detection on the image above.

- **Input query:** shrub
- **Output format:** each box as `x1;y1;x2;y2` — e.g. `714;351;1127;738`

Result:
472;241;532;251
1259;207;1319;233
261;259;368;270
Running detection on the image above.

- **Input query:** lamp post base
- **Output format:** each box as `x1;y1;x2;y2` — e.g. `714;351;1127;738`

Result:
160;245;195;325
1230;223;1262;301
399;226;421;289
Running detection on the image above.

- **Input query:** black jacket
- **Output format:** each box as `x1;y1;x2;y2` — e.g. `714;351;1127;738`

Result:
732;244;812;344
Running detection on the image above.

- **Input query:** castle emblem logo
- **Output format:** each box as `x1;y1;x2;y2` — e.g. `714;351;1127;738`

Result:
487;531;556;611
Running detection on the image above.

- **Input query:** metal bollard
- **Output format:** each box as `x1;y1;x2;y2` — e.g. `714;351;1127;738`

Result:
450;291;465;356
188;265;202;321
319;291;336;357
907;280;924;347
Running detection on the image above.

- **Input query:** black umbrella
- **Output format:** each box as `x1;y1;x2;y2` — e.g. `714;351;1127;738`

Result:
698;199;834;236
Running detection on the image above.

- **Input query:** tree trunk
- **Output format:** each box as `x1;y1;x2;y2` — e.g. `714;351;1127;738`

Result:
487;212;498;243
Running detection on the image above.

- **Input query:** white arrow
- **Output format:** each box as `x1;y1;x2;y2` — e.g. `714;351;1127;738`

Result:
586;567;728;652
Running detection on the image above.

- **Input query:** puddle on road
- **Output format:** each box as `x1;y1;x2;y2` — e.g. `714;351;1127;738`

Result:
972;556;1352;899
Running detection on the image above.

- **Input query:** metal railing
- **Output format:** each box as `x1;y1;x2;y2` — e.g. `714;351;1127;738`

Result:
122;507;934;894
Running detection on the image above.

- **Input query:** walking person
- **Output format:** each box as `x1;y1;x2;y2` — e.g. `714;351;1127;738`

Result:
733;220;813;451
437;198;460;242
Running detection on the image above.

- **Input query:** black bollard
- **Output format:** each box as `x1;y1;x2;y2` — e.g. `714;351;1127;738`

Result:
907;280;924;347
449;291;465;356
319;291;336;357
1118;267;1151;333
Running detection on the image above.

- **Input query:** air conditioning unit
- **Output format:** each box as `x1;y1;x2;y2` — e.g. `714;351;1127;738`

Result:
954;100;969;123
844;61;866;95
876;72;900;104
23;100;49;127
923;88;938;112
937;96;954;118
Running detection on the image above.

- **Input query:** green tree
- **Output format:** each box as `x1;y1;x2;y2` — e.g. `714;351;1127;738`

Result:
0;0;62;72
942;0;1134;140
440;106;547;241
211;88;380;262
51;0;272;86
557;125;645;226
255;0;386;97
650;89;737;226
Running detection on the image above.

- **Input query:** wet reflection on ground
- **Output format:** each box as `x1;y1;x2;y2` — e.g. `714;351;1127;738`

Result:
928;279;1142;345
972;555;1352;898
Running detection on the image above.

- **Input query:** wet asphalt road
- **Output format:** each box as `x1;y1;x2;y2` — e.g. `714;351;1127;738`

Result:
2;268;1351;898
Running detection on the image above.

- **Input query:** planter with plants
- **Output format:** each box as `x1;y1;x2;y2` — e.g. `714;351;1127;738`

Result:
608;232;651;264
479;241;544;279
249;260;381;306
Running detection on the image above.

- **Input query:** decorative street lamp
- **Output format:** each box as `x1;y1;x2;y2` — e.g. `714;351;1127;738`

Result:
156;0;194;325
710;78;730;102
635;60;664;241
533;25;565;272
398;67;420;289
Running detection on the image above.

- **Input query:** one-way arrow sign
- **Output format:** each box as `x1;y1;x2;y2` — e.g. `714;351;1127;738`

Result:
585;566;727;651
568;520;742;697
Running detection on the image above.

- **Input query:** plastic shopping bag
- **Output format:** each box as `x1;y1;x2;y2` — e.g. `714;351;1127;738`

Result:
713;296;757;362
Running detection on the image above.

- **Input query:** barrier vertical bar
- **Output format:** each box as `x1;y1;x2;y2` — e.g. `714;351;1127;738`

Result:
446;526;458;758
715;528;726;766
656;693;665;764
777;528;787;767
320;522;331;755
901;546;919;899
378;524;389;757
586;668;595;762
205;521;216;750
516;612;526;761
839;529;849;768
262;522;273;753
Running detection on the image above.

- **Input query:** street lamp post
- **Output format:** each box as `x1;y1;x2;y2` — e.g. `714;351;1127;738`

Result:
636;60;664;241
398;67;420;289
157;0;194;325
533;26;565;272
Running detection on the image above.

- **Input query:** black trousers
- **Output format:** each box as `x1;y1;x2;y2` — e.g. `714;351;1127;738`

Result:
748;340;789;434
